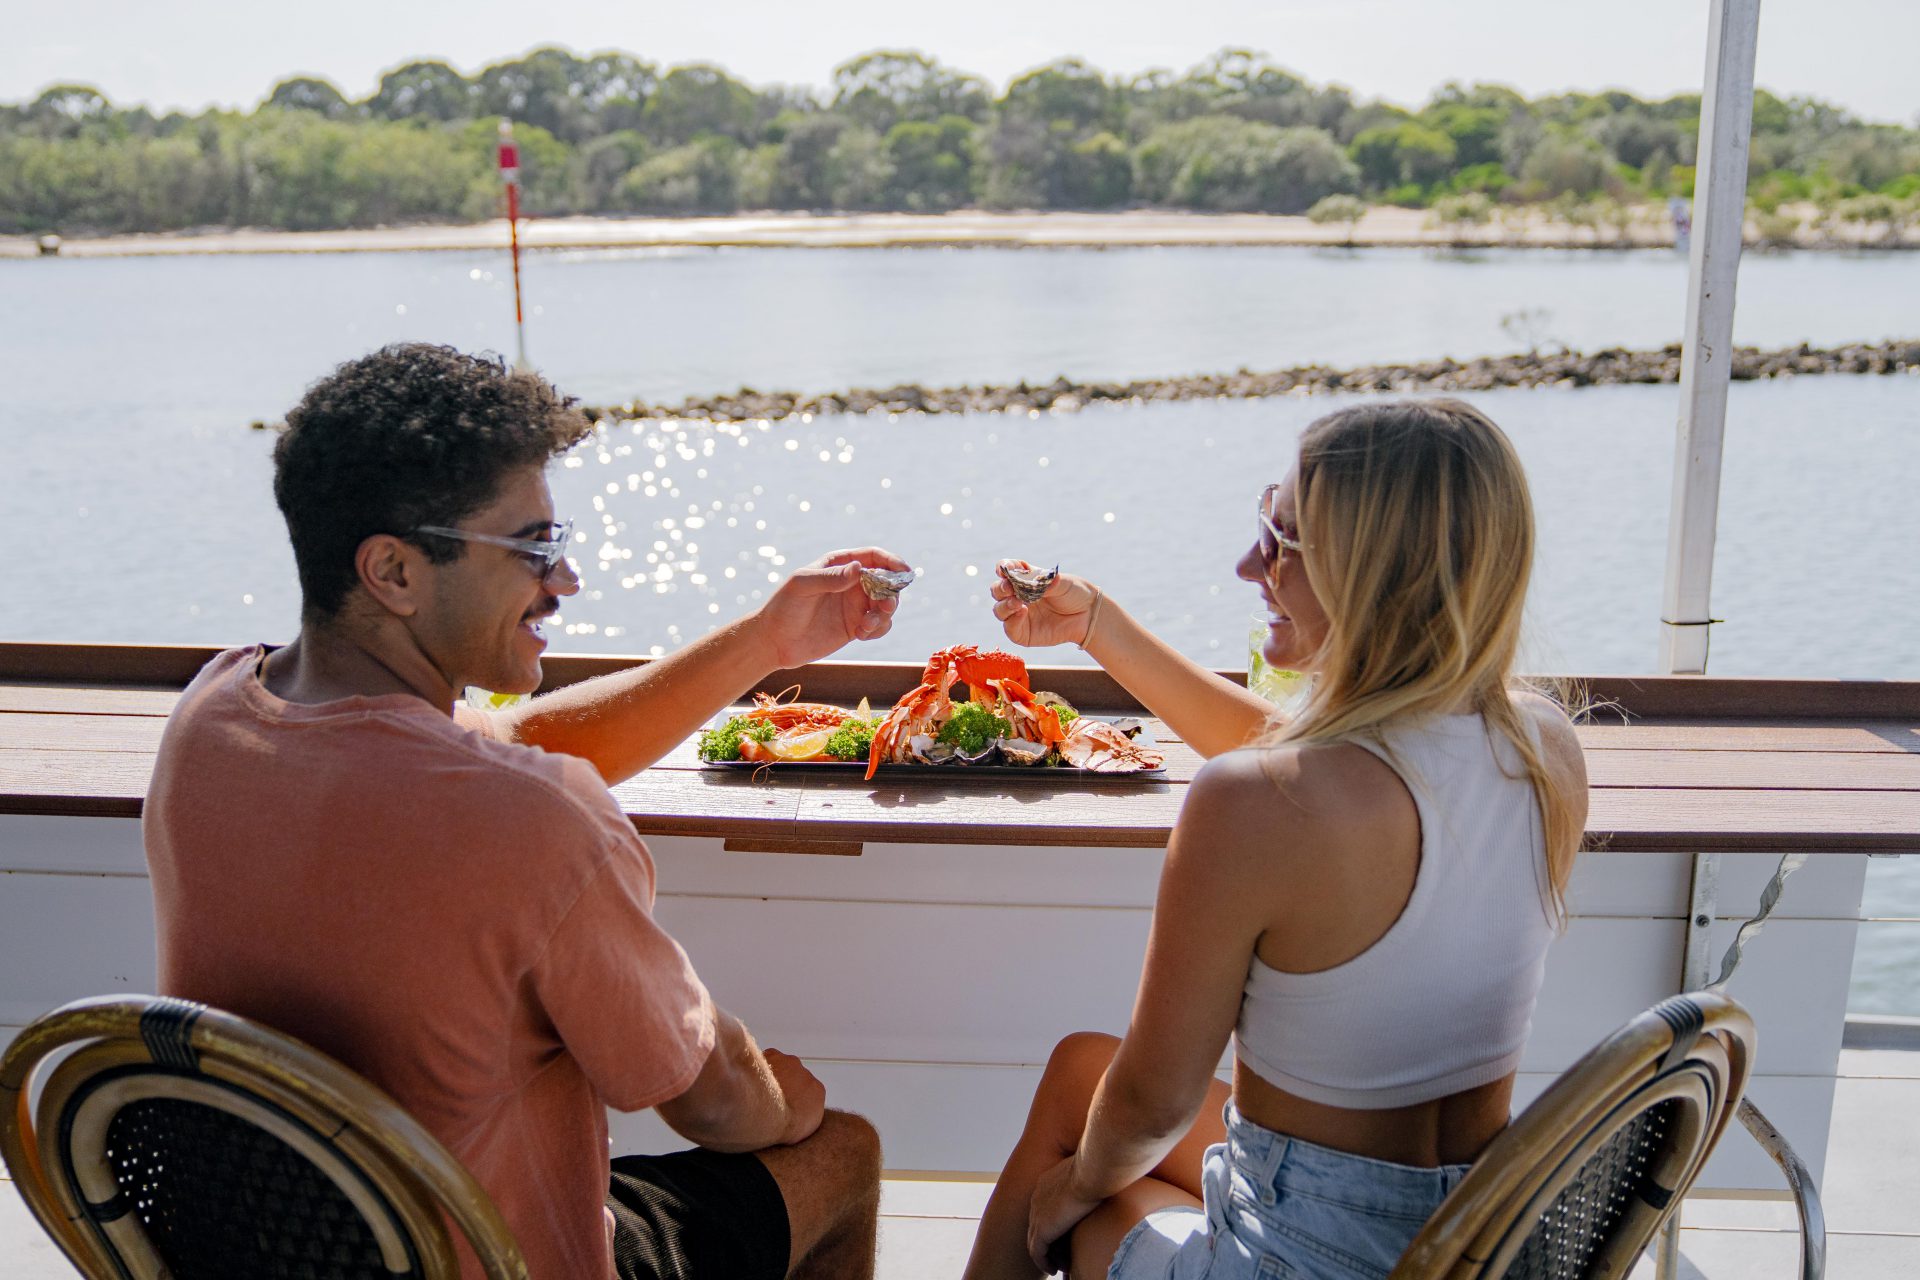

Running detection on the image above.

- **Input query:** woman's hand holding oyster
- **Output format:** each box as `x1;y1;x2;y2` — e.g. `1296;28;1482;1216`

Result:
991;560;1104;649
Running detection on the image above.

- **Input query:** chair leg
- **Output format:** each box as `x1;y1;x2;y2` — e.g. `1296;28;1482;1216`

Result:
1737;1099;1827;1280
1653;1209;1691;1280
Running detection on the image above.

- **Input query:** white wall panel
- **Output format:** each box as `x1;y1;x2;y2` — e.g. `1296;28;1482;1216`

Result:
649;836;1167;908
0;814;146;875
1564;849;1866;920
0;873;156;1024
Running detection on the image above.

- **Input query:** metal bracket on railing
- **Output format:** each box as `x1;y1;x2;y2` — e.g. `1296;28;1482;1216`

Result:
1708;852;1810;991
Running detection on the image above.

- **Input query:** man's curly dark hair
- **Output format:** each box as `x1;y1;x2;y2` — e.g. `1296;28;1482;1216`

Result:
273;344;592;621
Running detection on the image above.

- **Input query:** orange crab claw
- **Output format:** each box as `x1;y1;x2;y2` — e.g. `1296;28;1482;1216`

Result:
990;676;1066;746
866;678;950;779
918;645;975;689
953;648;1030;705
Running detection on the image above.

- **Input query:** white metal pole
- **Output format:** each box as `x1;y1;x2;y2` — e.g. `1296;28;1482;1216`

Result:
1657;8;1762;1277
1659;0;1762;675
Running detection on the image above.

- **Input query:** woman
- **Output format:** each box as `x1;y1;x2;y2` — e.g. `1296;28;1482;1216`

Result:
962;399;1589;1280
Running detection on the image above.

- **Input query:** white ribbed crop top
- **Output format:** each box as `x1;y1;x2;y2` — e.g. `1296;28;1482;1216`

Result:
1233;710;1560;1110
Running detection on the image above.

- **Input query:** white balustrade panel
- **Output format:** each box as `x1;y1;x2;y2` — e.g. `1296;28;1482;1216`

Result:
0;816;1867;1192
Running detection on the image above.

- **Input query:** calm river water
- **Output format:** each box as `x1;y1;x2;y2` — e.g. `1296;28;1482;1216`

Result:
2;243;1915;1012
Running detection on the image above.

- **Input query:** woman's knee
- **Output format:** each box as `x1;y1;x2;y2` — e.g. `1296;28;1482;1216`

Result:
1042;1031;1120;1095
1025;1032;1121;1148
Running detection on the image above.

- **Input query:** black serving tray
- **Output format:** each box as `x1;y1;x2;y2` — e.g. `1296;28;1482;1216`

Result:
699;718;1165;778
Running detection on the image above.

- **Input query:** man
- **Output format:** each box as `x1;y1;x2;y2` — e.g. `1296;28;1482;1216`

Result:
144;343;907;1279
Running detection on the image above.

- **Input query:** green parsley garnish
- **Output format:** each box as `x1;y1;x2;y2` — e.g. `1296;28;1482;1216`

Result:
697;715;776;762
937;701;1013;753
824;717;882;761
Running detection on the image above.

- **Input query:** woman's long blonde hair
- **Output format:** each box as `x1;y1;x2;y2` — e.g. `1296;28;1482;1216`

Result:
1264;398;1582;912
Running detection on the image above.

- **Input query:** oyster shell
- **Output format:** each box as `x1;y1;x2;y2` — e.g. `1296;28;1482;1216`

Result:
906;733;952;763
859;565;917;601
952;741;999;765
997;559;1059;605
997;737;1051;766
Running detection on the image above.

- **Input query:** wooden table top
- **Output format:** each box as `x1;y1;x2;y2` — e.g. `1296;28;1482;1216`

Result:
6;645;1920;855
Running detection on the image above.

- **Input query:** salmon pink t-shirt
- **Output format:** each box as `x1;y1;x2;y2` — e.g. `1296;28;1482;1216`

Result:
143;646;716;1280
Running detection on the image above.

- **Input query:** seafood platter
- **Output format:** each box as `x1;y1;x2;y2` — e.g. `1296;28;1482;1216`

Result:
698;645;1166;778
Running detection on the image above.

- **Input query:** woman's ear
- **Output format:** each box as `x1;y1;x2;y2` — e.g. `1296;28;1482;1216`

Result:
355;534;422;618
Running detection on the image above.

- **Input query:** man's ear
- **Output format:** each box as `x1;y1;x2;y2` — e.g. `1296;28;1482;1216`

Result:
355;534;423;618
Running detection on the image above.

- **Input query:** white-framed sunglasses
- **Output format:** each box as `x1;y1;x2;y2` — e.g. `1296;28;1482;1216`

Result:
413;518;577;584
1256;484;1303;570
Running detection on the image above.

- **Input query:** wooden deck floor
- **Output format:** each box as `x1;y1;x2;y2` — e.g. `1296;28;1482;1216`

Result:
5;1045;1915;1278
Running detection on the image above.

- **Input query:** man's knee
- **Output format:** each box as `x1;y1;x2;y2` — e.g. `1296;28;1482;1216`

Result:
814;1113;879;1174
773;1108;881;1203
813;1108;882;1184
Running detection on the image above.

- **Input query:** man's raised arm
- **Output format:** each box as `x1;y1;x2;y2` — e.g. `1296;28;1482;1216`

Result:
490;546;908;782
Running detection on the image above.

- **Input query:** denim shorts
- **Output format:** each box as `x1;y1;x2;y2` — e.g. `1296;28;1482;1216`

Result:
1107;1104;1471;1280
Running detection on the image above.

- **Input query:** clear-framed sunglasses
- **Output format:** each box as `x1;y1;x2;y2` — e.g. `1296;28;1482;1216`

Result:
1256;484;1303;570
413;518;577;583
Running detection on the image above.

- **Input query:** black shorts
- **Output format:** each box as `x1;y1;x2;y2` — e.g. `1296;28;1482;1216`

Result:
607;1148;791;1280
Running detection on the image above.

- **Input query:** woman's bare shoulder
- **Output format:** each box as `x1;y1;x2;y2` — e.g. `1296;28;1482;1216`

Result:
1195;740;1414;850
1206;737;1403;792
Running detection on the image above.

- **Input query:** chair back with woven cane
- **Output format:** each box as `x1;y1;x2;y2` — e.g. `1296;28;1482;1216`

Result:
1389;990;1754;1280
1;994;527;1280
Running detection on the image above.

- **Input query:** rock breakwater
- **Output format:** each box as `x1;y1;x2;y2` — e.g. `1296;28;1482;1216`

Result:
583;339;1920;424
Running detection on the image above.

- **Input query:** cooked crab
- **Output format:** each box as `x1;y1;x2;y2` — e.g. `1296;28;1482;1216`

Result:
866;645;1052;778
1057;718;1164;773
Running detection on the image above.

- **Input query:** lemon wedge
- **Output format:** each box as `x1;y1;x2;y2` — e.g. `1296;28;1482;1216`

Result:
764;729;837;762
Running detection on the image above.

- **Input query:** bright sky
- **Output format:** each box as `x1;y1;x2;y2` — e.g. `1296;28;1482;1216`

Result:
6;0;1917;125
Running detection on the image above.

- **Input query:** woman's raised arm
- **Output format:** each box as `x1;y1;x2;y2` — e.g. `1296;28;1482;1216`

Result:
992;569;1278;757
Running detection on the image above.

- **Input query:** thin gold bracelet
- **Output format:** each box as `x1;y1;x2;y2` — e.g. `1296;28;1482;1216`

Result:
1077;588;1105;651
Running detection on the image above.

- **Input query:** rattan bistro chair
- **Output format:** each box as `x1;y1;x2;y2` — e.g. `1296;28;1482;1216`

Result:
1389;989;1823;1280
1;995;527;1280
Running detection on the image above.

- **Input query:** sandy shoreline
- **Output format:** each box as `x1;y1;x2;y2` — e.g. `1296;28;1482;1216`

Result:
4;206;1906;260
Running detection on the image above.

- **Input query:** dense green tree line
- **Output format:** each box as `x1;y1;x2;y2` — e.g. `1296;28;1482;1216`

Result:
3;46;1916;234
